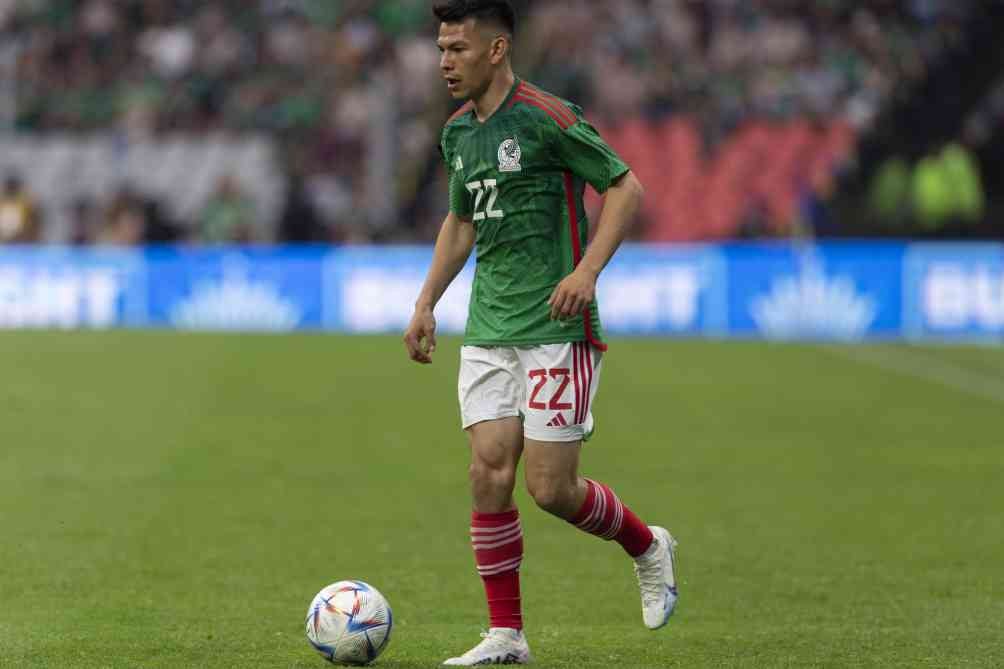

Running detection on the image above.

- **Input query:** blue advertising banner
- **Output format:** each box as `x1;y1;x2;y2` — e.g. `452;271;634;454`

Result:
903;244;1004;341
145;247;326;331
322;246;474;334
0;247;145;329
725;243;905;340
321;245;727;336
594;245;727;336
0;242;1001;341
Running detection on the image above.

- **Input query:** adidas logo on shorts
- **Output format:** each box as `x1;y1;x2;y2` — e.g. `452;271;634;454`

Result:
546;413;568;427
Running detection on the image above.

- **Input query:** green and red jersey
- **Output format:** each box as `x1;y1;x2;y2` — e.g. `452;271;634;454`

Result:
440;78;630;349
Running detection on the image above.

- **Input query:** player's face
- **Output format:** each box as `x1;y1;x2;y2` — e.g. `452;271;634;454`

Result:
437;19;499;100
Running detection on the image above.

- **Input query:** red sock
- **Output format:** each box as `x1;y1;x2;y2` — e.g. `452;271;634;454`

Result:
471;509;523;630
570;479;654;558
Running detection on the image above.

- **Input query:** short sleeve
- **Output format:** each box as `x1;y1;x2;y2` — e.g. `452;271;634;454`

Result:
441;138;473;220
552;119;631;194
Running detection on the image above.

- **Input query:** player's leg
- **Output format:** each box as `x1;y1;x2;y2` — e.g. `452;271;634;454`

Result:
522;438;658;559
445;347;531;666
468;416;523;513
519;342;679;630
467;416;525;636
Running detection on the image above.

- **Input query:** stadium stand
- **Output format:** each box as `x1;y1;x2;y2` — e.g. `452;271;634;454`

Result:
0;0;995;244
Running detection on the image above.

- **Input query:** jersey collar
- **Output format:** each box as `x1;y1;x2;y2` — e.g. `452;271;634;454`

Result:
474;76;521;126
501;76;521;110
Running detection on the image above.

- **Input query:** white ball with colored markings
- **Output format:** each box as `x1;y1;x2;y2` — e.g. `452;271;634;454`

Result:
305;580;393;665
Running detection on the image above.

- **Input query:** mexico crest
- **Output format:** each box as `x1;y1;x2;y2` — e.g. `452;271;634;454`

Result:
498;137;522;172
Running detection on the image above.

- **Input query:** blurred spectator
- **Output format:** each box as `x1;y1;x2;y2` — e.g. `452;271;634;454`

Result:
911;151;955;234
278;175;322;243
896;141;985;236
869;156;913;228
198;175;254;244
0;174;41;243
97;187;147;246
68;197;100;245
940;141;984;226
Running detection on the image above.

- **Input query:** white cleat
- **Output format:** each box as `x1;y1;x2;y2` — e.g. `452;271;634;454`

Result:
443;628;532;665
633;526;679;630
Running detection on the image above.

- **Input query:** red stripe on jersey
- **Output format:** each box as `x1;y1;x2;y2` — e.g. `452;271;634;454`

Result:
519;84;576;126
446;101;474;125
563;172;583;260
563;172;609;352
520;83;576;121
518;87;574;127
513;94;570;129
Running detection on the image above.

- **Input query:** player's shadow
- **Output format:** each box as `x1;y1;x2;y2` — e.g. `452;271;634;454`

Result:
287;661;446;668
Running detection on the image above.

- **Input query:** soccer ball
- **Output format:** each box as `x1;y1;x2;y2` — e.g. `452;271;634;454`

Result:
305;580;393;665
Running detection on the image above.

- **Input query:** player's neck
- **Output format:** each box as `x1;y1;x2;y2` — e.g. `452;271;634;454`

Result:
472;68;516;123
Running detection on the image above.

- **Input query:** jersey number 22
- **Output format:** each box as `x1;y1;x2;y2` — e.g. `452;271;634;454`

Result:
465;179;504;222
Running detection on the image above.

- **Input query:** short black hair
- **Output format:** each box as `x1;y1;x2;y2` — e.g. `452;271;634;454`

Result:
433;0;516;36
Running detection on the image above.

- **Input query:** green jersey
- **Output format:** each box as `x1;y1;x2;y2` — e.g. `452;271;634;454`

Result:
440;78;630;350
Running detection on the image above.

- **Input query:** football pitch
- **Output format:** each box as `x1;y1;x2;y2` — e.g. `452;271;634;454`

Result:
1;332;1001;668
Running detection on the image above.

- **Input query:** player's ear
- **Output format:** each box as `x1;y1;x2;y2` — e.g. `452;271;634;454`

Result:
489;35;509;64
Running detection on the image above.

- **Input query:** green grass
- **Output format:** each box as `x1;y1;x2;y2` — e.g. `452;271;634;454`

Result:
0;332;1002;668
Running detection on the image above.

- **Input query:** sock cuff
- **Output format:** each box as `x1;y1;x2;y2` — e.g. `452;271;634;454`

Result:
472;508;520;527
570;479;599;525
571;478;625;540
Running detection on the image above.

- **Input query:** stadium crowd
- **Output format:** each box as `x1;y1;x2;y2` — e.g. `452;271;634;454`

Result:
0;0;984;245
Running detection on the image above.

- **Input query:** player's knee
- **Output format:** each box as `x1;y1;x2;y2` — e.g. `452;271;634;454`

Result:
468;460;516;493
527;478;573;516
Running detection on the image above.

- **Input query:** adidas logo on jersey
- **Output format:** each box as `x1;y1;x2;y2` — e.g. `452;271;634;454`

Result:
546;413;568;427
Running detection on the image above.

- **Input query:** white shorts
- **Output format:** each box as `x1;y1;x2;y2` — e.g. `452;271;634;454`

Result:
458;342;603;442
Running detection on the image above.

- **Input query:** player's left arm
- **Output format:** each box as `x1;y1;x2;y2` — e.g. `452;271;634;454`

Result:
548;118;643;320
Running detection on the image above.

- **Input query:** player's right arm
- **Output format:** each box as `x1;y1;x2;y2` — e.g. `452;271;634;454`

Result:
403;211;475;364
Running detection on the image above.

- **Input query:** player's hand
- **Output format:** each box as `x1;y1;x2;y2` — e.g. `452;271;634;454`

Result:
403;307;437;364
548;267;596;320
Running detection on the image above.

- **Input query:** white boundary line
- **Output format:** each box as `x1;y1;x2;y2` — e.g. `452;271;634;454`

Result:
820;345;1004;405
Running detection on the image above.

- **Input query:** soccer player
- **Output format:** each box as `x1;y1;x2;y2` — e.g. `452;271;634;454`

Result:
403;1;678;664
